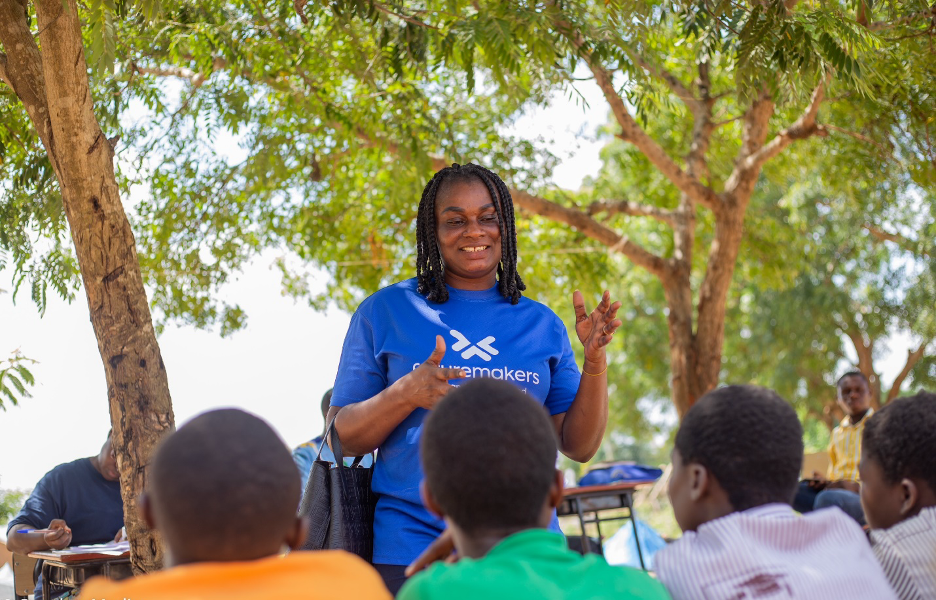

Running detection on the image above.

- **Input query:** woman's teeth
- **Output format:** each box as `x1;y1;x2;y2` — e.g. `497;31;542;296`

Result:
462;246;488;252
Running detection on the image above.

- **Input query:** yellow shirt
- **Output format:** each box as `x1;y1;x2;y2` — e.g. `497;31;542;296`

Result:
76;550;391;600
827;408;873;482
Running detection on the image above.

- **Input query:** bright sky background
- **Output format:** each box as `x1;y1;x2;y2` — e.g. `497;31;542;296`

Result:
0;79;609;491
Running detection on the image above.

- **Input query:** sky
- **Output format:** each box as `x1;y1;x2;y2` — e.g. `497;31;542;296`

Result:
0;78;609;492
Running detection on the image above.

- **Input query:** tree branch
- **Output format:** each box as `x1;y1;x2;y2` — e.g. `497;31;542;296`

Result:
734;76;830;176
0;0;54;153
372;0;438;29
824;123;893;155
511;190;667;276
712;115;743;128
887;342;929;402
133;57;227;88
587;199;675;227
621;47;700;113
551;14;719;212
869;8;936;31
353;126;448;171
862;223;929;256
686;61;714;183
846;327;882;406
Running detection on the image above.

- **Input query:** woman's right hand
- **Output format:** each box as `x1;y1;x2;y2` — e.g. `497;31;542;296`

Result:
393;335;466;410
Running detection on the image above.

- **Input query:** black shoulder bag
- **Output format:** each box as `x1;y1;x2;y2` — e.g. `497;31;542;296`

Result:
298;419;377;562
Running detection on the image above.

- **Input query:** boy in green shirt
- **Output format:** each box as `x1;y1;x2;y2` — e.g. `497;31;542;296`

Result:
398;378;670;600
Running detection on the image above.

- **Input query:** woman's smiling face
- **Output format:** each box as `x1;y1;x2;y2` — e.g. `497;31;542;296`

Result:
435;178;503;291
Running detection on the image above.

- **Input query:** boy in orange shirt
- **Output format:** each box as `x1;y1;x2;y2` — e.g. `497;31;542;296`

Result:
78;408;390;600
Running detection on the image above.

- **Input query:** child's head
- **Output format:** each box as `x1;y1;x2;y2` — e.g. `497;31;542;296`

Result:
668;385;803;532
142;408;305;566
420;378;562;538
836;371;872;419
859;391;936;530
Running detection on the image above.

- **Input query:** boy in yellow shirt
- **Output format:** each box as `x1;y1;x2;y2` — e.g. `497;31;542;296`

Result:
78;408;390;600
792;372;870;524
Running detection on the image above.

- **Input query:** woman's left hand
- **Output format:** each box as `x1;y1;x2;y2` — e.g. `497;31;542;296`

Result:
573;290;622;363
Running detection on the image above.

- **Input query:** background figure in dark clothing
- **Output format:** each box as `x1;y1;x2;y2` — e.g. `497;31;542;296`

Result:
5;432;123;600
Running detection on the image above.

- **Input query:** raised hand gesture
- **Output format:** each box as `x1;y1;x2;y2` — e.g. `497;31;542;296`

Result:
572;290;622;364
394;335;466;410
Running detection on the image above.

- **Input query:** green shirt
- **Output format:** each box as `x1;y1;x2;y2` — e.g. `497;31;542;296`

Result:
398;529;671;600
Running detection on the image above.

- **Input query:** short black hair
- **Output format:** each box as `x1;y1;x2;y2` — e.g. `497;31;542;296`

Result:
421;379;556;533
863;391;936;494
837;371;869;387
149;409;300;557
675;385;804;511
416;163;525;305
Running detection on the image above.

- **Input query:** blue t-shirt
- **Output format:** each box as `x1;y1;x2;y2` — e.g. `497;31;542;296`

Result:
332;278;580;565
7;457;123;600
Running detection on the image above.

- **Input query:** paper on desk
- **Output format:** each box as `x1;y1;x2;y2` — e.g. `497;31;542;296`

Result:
54;540;130;556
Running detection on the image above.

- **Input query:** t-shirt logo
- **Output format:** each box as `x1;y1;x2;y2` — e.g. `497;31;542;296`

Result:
450;329;498;362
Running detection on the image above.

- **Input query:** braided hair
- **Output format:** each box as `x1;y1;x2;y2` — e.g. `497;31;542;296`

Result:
416;163;525;305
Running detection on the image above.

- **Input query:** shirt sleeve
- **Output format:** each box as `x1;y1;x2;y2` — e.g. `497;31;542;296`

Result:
544;318;580;416
6;469;61;534
331;311;388;408
826;433;838;480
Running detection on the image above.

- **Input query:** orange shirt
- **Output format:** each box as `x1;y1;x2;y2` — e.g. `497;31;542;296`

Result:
76;550;391;600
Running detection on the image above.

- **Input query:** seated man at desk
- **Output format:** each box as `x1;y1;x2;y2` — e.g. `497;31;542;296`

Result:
5;431;123;600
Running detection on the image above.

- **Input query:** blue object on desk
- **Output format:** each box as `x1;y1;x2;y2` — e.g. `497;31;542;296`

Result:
578;462;663;487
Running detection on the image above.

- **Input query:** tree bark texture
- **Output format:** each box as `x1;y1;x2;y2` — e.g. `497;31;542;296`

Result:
0;0;175;573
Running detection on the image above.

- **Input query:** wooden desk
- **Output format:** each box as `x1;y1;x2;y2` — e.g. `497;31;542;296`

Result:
557;480;657;570
28;547;132;599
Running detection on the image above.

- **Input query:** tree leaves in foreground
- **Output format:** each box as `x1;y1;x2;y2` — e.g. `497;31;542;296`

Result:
0;350;36;410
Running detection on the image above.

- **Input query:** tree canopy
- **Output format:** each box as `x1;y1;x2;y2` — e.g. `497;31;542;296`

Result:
3;0;934;426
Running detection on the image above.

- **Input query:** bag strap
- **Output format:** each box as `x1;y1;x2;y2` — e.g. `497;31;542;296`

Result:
317;418;374;467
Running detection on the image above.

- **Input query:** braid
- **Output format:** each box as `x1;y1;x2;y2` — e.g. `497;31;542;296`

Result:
415;163;525;305
416;171;449;303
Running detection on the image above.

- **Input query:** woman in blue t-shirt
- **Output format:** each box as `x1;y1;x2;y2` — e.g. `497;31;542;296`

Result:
329;163;621;593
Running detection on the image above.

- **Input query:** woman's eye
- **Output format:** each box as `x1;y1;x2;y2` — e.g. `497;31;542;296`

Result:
447;219;465;226
481;214;498;223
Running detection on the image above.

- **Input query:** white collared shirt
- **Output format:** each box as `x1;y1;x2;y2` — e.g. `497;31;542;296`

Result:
870;506;936;600
655;504;897;599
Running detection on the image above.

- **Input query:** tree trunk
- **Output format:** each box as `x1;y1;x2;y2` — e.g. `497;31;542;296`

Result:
847;330;882;408
886;343;929;402
0;0;175;573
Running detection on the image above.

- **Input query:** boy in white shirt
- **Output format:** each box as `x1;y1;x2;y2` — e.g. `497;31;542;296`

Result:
860;391;936;600
655;385;896;600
